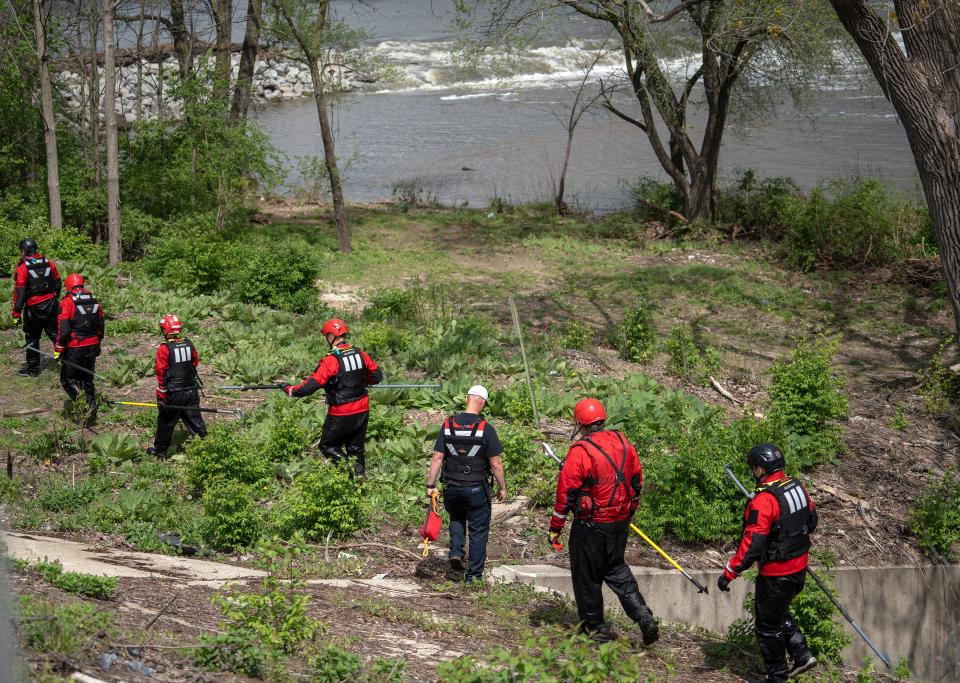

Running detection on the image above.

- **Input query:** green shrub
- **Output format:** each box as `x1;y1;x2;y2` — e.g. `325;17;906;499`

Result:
270;463;366;540
665;323;722;386
631;177;683;225
0;215;99;273
28;559;118;600
438;634;643;682
368;658;406;683
199;537;321;674
266;410;311;463
203;480;262;552
916;337;959;424
557;320;592;351
356;320;413;356
311;645;362;682
769;337;848;436
778;178;928;271
16;596;114;656
142;222;230;294
615;301;657;363
717;170;800;239
909;469;960;561
194;629;266;677
185;425;272;495
364;287;419;322
498;423;541;489
228;247;317;312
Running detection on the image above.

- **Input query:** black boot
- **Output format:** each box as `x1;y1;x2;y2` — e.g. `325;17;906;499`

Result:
637;606;659;645
582;623;617;643
18;363;39;377
786;654;816;678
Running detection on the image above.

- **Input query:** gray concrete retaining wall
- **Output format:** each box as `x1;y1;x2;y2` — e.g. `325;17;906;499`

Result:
490;564;960;682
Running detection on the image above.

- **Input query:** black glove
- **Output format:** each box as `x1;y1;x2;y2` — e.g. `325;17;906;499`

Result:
717;574;731;592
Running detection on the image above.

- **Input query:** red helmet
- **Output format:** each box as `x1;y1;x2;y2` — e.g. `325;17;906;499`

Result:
574;398;606;426
64;273;85;291
321;318;348;338
159;314;183;336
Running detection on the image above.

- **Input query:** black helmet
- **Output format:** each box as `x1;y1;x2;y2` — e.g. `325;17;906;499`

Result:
746;443;785;475
18;237;38;254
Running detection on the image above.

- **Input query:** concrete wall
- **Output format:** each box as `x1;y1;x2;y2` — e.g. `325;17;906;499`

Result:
490;564;960;682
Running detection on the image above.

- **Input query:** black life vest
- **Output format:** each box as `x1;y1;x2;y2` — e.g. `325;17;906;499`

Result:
69;290;100;342
24;256;56;298
754;476;813;564
324;346;368;405
440;416;490;486
164;339;198;391
573;431;634;521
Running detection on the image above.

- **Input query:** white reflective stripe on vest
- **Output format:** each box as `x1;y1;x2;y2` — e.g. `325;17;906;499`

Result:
445;444;459;458
173;346;192;364
784;486;805;514
343;352;364;372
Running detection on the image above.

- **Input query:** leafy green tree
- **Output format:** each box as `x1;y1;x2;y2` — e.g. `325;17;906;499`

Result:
122;74;281;222
463;0;845;220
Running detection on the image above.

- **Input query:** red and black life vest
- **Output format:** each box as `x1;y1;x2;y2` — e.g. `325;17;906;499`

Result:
440;416;490;486
324;346;368;405
573;431;635;521
24;256;56;298
69;290;100;342
754;476;813;564
164;339;198;391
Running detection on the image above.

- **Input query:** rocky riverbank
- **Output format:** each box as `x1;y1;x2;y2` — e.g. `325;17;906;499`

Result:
56;52;374;122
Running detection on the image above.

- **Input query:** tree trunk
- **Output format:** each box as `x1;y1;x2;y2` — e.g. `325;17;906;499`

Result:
32;0;62;228
103;0;122;264
308;59;350;253
827;0;960;332
169;0;193;83
230;0;261;119
212;0;233;103
556;129;572;216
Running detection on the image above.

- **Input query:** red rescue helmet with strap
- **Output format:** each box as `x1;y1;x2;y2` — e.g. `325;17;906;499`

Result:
159;314;183;336
574;398;606;426
64;273;85;291
321;318;348;338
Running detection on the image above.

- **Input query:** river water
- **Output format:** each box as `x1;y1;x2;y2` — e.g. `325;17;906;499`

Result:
251;0;917;211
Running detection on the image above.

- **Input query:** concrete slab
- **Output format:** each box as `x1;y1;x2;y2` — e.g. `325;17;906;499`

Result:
491;563;960;682
2;532;266;583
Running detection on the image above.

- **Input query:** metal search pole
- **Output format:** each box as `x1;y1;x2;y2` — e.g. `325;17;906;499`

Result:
509;295;540;429
106;400;242;418
24;344;111;384
723;464;892;668
216;383;441;391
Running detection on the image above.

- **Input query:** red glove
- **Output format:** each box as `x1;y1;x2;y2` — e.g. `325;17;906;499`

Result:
548;530;564;552
54;344;65;354
280;384;293;396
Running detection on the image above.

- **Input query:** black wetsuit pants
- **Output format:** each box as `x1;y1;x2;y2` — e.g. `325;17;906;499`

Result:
319;410;369;477
755;571;812;682
22;299;58;372
60;345;99;410
569;518;650;631
153;389;207;455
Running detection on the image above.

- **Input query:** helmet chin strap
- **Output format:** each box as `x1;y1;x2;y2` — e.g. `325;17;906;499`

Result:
570;424;582;441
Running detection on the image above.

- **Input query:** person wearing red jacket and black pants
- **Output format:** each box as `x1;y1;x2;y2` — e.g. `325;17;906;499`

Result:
54;273;104;421
549;398;659;645
281;319;382;478
147;314;207;459
11;237;61;377
717;444;818;682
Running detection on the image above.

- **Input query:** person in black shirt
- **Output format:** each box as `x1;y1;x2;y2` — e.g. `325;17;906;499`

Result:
425;384;507;582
